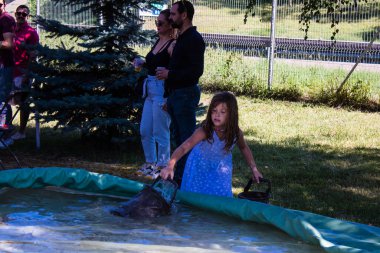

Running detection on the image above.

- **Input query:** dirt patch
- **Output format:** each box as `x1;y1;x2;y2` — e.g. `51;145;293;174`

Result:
0;151;152;184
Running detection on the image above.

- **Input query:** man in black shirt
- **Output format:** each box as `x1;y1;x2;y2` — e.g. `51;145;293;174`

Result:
156;0;205;186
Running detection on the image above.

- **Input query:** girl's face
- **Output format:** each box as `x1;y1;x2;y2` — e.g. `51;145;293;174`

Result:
211;103;228;129
156;14;172;36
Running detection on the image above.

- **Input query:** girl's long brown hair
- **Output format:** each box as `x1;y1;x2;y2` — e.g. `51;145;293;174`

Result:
202;92;240;151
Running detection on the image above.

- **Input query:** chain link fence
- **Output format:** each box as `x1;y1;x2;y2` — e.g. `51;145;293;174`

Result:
38;0;96;26
38;0;380;90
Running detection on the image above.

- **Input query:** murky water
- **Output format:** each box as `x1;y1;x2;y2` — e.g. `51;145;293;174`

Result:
0;188;324;253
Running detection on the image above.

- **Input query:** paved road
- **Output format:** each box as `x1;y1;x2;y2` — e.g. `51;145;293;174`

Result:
202;33;380;65
6;0;28;14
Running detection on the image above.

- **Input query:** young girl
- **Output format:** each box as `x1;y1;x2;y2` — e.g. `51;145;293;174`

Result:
160;91;263;197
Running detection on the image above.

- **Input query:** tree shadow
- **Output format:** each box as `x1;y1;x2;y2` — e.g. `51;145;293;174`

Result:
290;1;380;25
233;135;380;226
359;26;380;42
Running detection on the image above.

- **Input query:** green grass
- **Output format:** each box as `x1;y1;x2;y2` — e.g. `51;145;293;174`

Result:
200;47;380;110
9;93;380;226
129;46;380;104
230;96;380;226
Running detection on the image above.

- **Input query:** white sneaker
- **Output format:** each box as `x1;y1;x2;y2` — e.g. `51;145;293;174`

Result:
11;132;26;140
145;167;161;180
136;163;156;176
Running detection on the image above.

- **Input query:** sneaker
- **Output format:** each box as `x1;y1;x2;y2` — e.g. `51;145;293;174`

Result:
145;167;161;180
136;163;156;176
11;132;26;140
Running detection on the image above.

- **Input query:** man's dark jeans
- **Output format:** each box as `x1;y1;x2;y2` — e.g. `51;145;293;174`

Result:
0;67;13;125
167;85;201;186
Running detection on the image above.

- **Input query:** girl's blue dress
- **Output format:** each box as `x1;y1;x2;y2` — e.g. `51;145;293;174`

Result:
181;131;235;197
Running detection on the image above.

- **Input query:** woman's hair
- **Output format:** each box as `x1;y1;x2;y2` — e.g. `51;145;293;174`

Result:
202;91;240;151
160;9;171;21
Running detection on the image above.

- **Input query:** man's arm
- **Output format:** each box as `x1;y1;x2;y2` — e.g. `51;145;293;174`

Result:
1;32;14;49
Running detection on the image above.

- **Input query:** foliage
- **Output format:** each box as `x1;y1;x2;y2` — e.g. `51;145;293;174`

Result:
29;0;37;16
196;47;379;111
31;0;161;140
316;79;375;109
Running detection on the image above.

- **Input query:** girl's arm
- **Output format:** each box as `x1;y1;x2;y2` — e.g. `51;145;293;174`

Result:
237;129;263;183
160;127;206;180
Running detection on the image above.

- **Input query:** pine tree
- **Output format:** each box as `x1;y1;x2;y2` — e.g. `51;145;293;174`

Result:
31;0;163;141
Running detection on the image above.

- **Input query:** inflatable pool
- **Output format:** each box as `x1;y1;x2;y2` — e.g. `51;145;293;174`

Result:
0;168;379;253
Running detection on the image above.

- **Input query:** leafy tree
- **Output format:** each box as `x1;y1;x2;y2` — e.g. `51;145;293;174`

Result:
245;0;373;40
29;0;37;16
31;0;162;141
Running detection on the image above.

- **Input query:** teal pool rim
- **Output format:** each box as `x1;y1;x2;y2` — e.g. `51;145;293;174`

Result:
0;167;379;253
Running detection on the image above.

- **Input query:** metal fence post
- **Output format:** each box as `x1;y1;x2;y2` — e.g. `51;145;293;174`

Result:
336;30;380;94
267;0;277;90
35;0;41;150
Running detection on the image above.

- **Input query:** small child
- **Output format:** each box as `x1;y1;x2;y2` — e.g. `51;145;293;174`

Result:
160;91;263;197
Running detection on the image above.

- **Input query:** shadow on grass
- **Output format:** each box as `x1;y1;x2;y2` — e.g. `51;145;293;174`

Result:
233;137;380;226
4;127;144;171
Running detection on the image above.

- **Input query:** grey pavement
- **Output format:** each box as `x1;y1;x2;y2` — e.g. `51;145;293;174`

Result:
6;0;29;14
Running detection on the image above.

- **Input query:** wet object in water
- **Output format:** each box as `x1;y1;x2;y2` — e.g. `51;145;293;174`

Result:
111;177;178;218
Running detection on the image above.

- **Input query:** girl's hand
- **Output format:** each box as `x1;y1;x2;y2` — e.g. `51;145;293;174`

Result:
160;166;174;180
252;167;263;183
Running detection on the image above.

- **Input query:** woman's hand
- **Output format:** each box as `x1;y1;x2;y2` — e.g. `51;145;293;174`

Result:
155;67;169;80
160;166;174;180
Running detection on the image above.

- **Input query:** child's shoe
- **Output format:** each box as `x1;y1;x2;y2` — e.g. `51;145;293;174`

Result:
145;166;162;180
136;163;155;176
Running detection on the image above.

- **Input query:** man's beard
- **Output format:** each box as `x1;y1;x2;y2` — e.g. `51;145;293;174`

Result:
170;20;182;29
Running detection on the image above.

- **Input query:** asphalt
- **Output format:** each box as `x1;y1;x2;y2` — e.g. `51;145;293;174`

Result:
6;0;28;14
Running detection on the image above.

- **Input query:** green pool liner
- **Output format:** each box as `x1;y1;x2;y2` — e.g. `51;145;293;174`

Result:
0;167;379;253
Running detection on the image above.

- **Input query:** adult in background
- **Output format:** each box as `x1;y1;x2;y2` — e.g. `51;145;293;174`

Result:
0;0;15;147
11;5;39;141
155;0;205;186
135;9;175;180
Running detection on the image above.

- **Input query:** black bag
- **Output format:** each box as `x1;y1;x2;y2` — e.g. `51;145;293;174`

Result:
237;178;271;204
111;177;178;218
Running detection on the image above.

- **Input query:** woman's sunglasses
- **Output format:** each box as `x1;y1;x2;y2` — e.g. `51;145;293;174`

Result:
155;20;165;27
16;12;28;17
